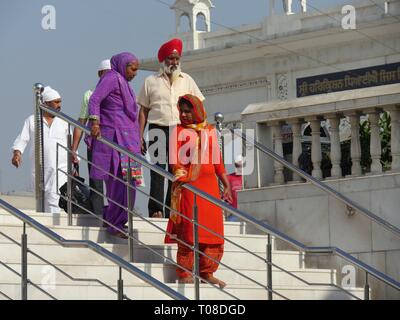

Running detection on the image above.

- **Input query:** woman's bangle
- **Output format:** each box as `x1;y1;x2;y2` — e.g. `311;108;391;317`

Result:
88;115;99;121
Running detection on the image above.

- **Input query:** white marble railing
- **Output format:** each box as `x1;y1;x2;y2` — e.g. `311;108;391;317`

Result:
267;106;400;184
241;84;400;187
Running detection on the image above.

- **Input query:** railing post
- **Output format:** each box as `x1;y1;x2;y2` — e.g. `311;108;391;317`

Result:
367;109;383;174
306;116;323;180
271;121;285;184
193;194;200;300
266;234;273;300
388;106;400;171
56;143;59;203
67;124;73;226
364;272;370;300
21;222;28;300
286;119;302;182
117;267;124;300
214;113;225;196
33;83;45;213
325;114;342;179
347;112;362;176
127;160;134;262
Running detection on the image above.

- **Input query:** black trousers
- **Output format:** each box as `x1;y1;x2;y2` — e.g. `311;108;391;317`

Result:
147;124;172;218
87;148;104;216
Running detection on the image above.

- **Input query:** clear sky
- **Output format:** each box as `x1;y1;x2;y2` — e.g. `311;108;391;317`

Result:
0;0;361;212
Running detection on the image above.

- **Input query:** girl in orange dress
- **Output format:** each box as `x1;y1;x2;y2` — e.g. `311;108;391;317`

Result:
165;94;232;288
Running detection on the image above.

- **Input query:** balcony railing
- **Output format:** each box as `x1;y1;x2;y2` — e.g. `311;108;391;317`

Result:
242;83;400;185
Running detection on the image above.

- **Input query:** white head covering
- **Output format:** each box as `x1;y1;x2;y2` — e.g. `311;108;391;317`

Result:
42;86;61;102
98;59;111;71
235;155;244;166
234;155;245;175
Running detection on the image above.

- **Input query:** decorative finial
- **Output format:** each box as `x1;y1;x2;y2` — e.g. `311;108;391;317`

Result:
33;83;44;94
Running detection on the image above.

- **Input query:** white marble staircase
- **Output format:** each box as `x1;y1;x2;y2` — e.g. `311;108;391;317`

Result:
0;209;366;300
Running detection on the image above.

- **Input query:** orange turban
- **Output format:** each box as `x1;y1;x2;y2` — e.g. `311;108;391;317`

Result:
158;38;183;63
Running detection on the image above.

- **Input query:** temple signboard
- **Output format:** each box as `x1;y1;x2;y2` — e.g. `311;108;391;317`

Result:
296;62;400;97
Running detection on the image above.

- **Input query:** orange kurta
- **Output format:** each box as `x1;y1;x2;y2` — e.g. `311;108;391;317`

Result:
165;125;225;246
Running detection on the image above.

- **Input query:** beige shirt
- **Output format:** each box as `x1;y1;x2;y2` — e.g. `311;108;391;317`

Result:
137;70;205;126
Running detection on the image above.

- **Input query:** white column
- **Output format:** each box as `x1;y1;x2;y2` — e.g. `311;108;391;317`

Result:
326;114;342;179
388;106;400;171
300;0;307;13
284;0;294;15
287;119;302;182
175;13;180;33
269;0;276;15
367;110;382;174
348;112;362;176
271;121;285;184
306;117;323;179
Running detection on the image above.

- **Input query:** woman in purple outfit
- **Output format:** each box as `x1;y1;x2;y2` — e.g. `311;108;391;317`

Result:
88;52;140;238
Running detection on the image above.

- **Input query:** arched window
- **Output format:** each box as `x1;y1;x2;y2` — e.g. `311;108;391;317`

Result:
196;12;207;31
179;14;191;33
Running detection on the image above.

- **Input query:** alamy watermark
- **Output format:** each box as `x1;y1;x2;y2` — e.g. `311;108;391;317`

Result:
41;5;56;30
341;265;356;289
341;5;356;30
41;265;57;291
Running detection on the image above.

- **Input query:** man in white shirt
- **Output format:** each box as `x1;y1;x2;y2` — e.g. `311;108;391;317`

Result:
11;86;70;213
138;38;205;218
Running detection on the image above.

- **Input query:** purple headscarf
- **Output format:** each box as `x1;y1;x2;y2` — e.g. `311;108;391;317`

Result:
110;52;139;122
111;52;137;78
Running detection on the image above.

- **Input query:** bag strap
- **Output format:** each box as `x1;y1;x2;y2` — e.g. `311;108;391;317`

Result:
73;163;80;176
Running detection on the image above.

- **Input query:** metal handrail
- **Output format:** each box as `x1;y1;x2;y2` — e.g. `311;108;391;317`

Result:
57;145;278;269
56;163;270;299
40;104;400;295
233;129;400;238
0;290;13;300
56;149;360;300
59;175;363;300
0;260;57;300
51;106;287;299
0;231;130;300
0;198;187;300
56;167;287;300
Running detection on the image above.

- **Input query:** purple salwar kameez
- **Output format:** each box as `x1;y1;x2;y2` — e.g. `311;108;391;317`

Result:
88;52;140;235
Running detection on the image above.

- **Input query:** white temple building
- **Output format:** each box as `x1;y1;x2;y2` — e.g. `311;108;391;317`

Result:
140;0;400;299
2;0;400;301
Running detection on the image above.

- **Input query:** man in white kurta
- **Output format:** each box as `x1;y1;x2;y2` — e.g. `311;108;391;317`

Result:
11;87;70;213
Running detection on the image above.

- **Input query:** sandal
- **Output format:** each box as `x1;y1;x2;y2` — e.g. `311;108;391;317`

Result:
112;231;128;239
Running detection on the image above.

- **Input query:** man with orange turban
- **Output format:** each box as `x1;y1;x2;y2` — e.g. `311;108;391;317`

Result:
138;38;205;219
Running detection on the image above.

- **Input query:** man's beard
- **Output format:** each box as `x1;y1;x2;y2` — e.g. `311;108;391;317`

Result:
163;63;181;82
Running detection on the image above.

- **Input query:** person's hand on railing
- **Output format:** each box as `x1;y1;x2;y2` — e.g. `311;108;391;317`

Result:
218;172;233;204
71;149;79;164
90;120;101;138
222;185;233;204
11;150;22;168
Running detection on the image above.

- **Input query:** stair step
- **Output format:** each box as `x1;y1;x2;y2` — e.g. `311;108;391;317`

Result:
0;241;304;270
0;209;367;300
0;262;337;287
0;224;271;251
0;282;364;300
0;209;248;235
